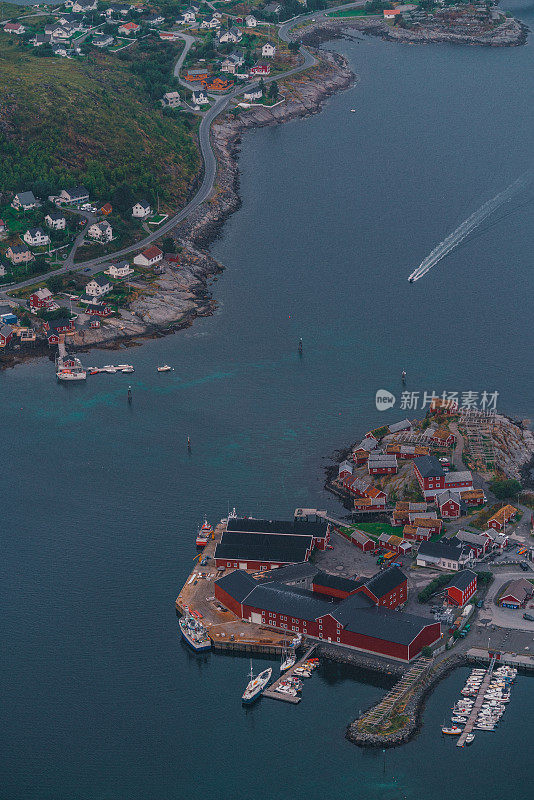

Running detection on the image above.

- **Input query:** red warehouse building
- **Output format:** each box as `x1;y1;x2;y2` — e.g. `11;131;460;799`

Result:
214;531;314;570
445;570;477;607
349;528;376;552
312;572;363;600
214;570;441;662
367;452;398;476
225;515;331;551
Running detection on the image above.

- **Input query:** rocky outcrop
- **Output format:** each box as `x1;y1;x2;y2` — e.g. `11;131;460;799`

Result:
298;16;528;48
493;415;534;480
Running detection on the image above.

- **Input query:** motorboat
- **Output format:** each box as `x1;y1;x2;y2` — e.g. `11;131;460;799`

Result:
451;716;467;724
465;733;475;745
293;667;311;678
242;663;272;705
442;726;462;735
157;365;173;372
102;365;117;373
117;364;134;373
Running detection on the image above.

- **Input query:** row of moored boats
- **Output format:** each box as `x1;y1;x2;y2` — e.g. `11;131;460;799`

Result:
242;655;319;704
442;665;517;742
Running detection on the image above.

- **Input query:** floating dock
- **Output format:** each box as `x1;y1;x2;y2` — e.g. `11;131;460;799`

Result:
456;656;496;747
262;644;318;704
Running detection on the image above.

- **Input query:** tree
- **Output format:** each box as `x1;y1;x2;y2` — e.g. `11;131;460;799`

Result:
162;236;175;254
268;81;279;101
111;184;136;214
288;41;300;53
489;479;522;501
421;646;433;658
47;276;64;294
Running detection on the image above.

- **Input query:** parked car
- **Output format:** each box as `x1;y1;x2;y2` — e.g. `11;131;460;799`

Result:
523;613;534;622
520;561;530;571
476;600;483;608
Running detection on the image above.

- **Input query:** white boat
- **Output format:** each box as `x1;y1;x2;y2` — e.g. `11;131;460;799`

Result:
293;667;311;678
102;365;117;373
117;364;134;373
451;716;467;724
280;651;296;672
56;353;86;381
465;733;475;745
242;662;272;705
157;364;172;372
275;684;297;697
442;726;462;735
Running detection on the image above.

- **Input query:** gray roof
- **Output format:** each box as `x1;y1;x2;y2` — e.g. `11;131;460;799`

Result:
0;324;13;337
447;569;477;592
243;581;336;620
9;244;31;255
413;455;445;478
501;578;533;604
456;530;488;546
47;211;65;220
88;275;110;286
313;571;364;594
64;186;89;199
258;562;319;583
215;531;313;564
355;437;378;452
389;418;412;433
368;452;397;467
27;227;45;237
15;191;36;205
363;566;407;600
418;538;465;561
333;601;439;646
444;471;472;484
216;569;257;602
435;489;461;506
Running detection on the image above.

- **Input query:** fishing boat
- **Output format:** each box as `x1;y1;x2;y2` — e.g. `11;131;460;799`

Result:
179;613;211;652
442;726;462;735
280;650;296;672
56;353;86;381
196;519;213;547
157;365;172;372
242;662;272;705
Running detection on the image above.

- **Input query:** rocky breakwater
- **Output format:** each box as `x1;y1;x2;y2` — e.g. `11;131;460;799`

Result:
347;653;468;748
297;14;527;49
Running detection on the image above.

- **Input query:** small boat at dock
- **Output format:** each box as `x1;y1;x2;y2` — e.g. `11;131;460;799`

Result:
242;662;272;705
196;519;213;547
280;651;296;672
442;726;462;735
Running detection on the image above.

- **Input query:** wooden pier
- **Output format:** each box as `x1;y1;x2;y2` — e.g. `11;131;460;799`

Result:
262;644;318;704
456;656;496;747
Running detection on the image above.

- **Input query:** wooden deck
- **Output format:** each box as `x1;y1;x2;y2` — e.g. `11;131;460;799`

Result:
262;644;318;704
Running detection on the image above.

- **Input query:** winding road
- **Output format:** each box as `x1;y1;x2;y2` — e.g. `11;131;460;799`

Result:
1;3;364;299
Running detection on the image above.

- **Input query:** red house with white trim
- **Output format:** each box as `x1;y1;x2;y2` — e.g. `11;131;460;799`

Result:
445;570;477;607
29;287;53;309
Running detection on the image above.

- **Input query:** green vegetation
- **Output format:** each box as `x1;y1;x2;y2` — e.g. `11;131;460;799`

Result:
474;571;493;586
421;645;433;657
353;522;400;539
489;479;522;501
0;36;200;209
417;573;453;603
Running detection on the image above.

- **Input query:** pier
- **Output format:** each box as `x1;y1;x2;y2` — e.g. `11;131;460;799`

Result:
355;657;432;731
175;520;291;654
456;655;496;747
262;644;318;704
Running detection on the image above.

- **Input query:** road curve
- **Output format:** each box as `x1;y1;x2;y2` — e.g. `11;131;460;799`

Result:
2;4;364;297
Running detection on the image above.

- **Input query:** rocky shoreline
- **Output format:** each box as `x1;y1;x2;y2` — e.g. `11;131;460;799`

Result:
297;15;528;49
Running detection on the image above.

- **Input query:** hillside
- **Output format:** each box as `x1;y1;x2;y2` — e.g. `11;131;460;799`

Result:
0;37;200;209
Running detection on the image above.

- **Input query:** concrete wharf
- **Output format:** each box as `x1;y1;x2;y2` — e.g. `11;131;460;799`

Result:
456;655;496;747
263;644;318;704
175;520;291;654
467;648;534;673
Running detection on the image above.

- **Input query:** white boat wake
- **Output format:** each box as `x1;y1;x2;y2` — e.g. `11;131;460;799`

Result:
408;172;532;282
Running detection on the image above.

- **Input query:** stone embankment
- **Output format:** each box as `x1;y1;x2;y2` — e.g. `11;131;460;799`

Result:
297;16;527;48
346;653;468;748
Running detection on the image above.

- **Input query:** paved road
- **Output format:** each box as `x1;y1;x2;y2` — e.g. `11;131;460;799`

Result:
1;5;362;301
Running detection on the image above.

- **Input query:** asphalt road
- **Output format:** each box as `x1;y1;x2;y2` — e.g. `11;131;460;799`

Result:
1;4;365;301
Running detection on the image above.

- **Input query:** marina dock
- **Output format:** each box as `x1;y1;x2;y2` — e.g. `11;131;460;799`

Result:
262;644;318;704
456;656;496;747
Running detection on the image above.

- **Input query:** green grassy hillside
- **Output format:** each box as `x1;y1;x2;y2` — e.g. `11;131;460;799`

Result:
0;37;200;210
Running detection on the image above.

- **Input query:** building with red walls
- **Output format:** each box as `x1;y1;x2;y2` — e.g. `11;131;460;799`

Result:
214;569;441;662
445;570;477;607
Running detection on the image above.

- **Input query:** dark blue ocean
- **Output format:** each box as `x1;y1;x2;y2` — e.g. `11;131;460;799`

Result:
2;2;533;797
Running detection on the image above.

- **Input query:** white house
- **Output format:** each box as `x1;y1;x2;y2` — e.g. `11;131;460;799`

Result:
92;33;114;47
52;43;68;57
383;9;401;20
221;53;244;74
72;0;97;12
23;227;50;247
59;186;89;204
105;261;134;279
87;221;113;242
45;212;66;230
162;91;181;108
218;26;242;44
245;15;257;27
180;8;196;23
192;89;209;106
85;276;112;297
200;16;219;29
132;201;152;219
133;245;163;267
244;84;262;102
262;42;276;58
12;191;38;211
4;22;26;34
